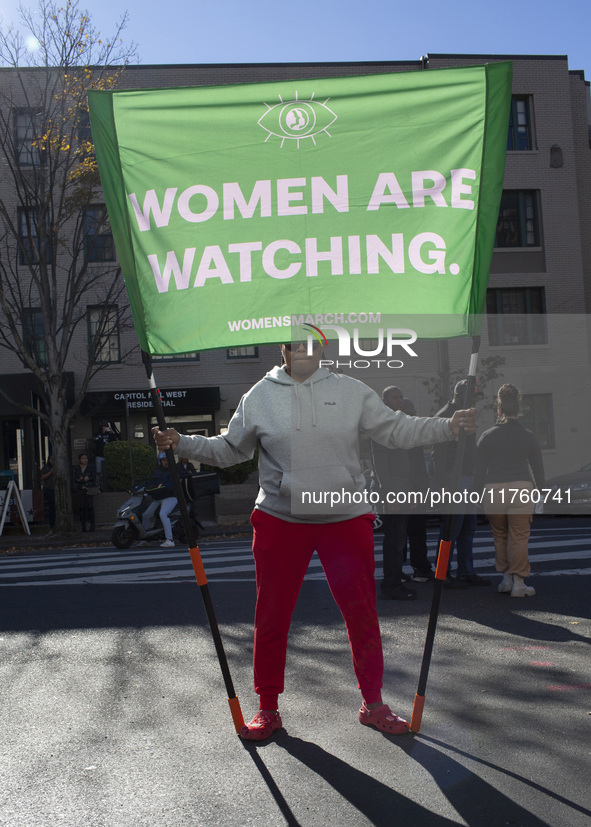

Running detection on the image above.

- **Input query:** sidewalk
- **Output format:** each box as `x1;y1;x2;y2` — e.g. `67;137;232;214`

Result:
0;521;253;554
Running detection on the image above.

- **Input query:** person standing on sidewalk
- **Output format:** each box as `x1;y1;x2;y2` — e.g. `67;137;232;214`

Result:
73;453;96;532
475;384;544;598
432;380;490;588
371;395;433;600
400;399;435;582
152;343;476;741
93;421;119;484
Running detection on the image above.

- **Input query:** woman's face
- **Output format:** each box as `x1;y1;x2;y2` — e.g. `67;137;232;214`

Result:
281;341;323;382
80;454;88;464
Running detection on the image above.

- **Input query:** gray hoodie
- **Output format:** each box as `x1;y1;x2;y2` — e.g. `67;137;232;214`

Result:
177;366;453;523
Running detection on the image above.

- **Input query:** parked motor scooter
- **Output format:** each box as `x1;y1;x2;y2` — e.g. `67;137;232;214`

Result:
110;472;219;549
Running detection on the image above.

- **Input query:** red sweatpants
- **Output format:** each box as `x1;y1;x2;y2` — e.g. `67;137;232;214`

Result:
250;509;384;709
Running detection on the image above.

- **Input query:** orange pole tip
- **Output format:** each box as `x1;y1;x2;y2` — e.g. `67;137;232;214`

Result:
189;546;208;586
410;693;425;733
435;539;452;580
228;696;245;733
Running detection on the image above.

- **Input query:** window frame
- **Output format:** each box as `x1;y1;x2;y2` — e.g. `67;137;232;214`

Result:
17;208;51;266
14;108;44;167
495;190;541;249
520;393;555;450
507;96;533;151
83;204;115;263
22;307;48;365
77;108;93;146
486;287;547;347
87;304;121;364
226;346;260;359
151;352;200;362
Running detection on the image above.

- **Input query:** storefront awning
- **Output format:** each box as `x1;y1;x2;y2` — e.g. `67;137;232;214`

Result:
81;386;220;417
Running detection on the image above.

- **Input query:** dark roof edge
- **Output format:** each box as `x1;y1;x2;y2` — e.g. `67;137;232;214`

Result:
123;60;422;70
569;69;590;85
2;55;584;77
0;59;422;73
427;53;569;61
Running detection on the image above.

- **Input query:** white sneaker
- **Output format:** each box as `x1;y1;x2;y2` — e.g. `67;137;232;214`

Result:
511;575;535;597
160;539;175;548
498;572;513;593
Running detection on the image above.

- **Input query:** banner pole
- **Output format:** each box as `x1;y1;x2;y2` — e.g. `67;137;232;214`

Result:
410;336;480;733
141;350;245;734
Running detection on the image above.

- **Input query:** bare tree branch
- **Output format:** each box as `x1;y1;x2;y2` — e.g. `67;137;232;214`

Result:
0;0;138;533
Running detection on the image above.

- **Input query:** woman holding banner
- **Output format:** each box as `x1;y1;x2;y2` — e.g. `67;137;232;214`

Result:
153;341;476;740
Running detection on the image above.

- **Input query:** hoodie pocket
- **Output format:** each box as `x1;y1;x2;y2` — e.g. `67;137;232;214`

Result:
290;465;367;516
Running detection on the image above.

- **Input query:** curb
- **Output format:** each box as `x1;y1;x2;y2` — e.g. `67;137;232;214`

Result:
0;523;253;554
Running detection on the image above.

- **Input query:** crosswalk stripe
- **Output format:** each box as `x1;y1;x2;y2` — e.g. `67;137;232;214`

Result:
1;525;590;585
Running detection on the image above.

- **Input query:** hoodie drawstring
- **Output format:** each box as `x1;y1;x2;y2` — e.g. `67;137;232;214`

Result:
294;384;302;430
293;382;317;429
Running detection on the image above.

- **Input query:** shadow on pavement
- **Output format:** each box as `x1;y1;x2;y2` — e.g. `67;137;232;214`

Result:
443;580;591;646
246;731;459;827
417;734;591;822
241;738;302;827
243;730;559;826
402;736;553;826
0;583;255;633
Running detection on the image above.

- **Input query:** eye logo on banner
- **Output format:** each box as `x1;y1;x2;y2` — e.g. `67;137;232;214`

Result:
258;93;338;147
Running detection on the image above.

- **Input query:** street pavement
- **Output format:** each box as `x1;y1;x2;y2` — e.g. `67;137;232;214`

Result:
0;518;590;826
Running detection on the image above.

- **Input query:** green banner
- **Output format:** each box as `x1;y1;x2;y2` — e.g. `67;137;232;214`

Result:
88;63;512;354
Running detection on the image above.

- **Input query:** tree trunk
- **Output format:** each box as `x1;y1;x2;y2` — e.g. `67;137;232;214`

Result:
50;400;74;535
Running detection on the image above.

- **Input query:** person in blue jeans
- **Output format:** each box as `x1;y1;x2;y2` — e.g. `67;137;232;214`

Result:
142;454;178;548
432;380;490;588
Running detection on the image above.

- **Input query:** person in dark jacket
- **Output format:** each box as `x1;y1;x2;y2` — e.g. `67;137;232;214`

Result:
142;454;178;547
93;420;119;481
432;380;490;588
401;400;434;582
73;453;96;532
475;384;545;598
176;457;196;477
371;395;433;599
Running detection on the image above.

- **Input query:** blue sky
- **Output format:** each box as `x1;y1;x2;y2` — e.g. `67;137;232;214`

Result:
3;0;590;82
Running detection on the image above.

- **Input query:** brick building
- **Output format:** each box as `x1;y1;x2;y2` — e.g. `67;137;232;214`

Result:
1;54;590;505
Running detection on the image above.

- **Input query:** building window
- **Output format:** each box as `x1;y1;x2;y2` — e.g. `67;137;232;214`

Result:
152;353;200;362
88;305;120;363
18;209;51;266
486;287;547;346
520;394;555;449
14;109;44;166
226;346;259;359
507;97;532;151
77;109;93;145
23;308;47;365
84;205;115;262
495;191;540;248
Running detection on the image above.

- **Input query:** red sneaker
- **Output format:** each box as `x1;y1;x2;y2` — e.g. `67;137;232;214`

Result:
358;702;409;734
240;710;282;741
